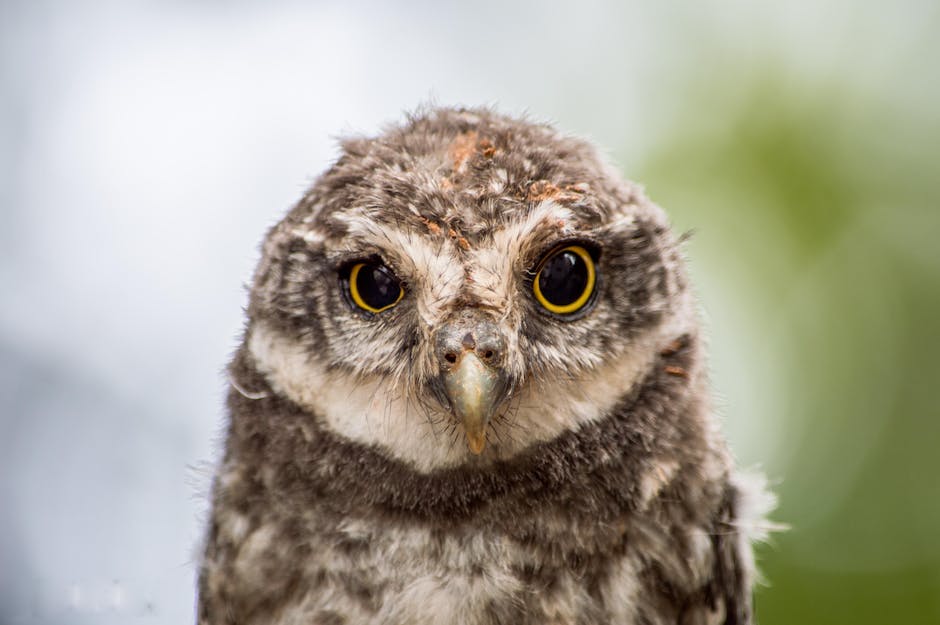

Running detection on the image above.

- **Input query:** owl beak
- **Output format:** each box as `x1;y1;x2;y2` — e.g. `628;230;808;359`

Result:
442;351;504;455
435;314;508;455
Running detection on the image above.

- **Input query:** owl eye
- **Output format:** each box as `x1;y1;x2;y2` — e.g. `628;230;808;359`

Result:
532;245;597;316
347;262;404;313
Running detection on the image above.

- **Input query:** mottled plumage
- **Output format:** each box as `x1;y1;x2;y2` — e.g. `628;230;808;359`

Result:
198;107;774;625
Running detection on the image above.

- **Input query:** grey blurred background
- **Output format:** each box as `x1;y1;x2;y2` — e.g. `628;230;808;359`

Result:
2;1;938;623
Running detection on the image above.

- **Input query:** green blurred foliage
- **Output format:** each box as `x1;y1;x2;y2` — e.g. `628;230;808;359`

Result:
636;60;940;623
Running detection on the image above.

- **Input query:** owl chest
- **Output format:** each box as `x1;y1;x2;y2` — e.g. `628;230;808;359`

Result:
219;508;647;625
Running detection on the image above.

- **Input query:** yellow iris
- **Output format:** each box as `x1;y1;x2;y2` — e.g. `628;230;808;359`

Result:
532;245;596;315
348;262;404;313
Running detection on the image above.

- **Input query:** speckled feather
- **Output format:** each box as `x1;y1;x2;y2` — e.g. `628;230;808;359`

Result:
198;106;773;625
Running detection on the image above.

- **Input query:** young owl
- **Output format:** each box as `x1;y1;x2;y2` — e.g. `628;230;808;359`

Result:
198;107;773;625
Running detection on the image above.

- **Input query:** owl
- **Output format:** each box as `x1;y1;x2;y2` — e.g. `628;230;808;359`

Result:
197;107;774;625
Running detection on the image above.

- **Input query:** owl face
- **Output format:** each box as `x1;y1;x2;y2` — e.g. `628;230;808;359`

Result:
245;109;693;472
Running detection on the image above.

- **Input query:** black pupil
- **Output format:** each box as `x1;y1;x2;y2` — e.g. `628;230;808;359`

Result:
538;250;589;306
357;265;400;309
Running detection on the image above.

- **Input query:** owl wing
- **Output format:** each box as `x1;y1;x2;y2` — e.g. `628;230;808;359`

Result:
711;514;752;625
683;482;755;625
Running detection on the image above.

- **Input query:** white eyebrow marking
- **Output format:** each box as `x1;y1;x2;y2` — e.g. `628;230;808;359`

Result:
334;209;464;328
464;201;576;312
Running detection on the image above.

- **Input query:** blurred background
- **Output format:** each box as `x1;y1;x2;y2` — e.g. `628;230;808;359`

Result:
1;0;938;623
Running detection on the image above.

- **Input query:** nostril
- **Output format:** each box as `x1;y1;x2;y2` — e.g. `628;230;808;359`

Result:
435;318;505;369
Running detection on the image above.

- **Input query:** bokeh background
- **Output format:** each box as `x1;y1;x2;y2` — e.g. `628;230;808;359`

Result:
2;1;938;623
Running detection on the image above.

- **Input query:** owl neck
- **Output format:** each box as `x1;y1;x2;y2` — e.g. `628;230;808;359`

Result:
217;331;724;527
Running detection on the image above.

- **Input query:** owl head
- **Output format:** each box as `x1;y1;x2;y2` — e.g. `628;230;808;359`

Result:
243;107;695;472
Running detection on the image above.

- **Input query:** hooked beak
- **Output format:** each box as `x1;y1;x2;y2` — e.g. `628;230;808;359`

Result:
435;313;508;455
443;352;504;454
